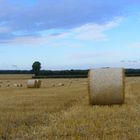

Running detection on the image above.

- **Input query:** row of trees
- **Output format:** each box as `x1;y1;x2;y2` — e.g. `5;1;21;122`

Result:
0;61;139;77
32;61;88;78
31;61;140;77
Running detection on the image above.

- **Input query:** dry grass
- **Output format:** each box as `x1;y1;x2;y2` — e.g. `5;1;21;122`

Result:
0;74;33;80
0;77;139;140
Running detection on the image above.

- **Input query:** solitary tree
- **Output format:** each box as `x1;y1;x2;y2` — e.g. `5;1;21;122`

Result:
32;61;41;76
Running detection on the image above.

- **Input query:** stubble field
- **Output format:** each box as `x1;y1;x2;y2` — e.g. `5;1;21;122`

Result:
0;74;140;140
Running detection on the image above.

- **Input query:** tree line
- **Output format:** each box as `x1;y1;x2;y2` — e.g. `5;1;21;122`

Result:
0;60;139;77
0;69;140;78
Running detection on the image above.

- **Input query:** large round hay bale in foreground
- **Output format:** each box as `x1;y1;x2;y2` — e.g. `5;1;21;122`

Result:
88;68;125;105
27;80;41;88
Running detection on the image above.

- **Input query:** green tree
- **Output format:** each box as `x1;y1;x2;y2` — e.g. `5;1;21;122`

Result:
32;61;41;76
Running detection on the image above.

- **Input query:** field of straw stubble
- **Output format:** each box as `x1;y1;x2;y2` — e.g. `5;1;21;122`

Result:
0;75;140;140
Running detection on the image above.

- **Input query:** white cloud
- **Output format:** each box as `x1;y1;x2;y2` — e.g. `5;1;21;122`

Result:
49;17;122;42
0;17;122;46
70;17;122;41
8;36;49;45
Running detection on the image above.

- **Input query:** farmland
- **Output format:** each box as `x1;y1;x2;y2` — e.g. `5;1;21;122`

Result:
0;75;140;140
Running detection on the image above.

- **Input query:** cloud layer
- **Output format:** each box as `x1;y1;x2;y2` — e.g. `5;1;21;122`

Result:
0;0;139;42
1;17;122;46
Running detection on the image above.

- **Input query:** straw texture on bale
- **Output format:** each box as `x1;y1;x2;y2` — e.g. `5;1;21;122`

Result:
88;68;125;105
27;79;41;88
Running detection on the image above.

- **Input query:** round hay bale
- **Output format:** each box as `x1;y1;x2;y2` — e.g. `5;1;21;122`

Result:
27;80;41;88
36;80;41;88
13;84;16;87
88;68;125;105
6;84;10;87
14;83;22;87
27;80;38;88
58;83;64;86
14;84;18;87
19;84;23;87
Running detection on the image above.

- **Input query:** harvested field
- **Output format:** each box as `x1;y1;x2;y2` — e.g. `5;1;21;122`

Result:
0;76;139;140
0;74;33;80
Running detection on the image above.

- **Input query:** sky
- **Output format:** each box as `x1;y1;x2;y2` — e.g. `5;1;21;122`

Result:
0;0;140;70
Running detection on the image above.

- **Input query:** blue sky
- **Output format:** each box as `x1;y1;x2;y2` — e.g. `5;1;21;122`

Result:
0;0;140;70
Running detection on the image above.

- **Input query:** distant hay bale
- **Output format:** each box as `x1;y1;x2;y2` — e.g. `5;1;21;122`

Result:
27;80;37;88
36;80;41;88
88;68;125;105
6;84;10;87
19;84;22;87
58;83;64;86
14;84;18;87
27;79;41;88
14;83;22;87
